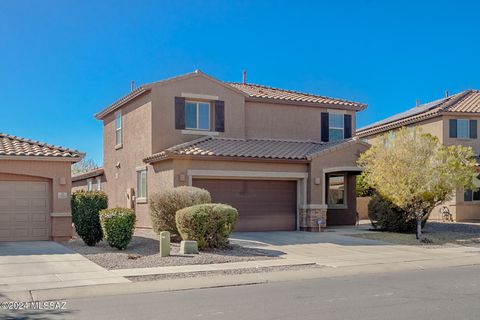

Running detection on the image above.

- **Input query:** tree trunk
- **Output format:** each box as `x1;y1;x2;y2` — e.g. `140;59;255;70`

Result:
416;211;422;240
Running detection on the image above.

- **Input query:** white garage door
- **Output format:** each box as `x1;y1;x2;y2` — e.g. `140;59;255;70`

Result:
0;181;50;241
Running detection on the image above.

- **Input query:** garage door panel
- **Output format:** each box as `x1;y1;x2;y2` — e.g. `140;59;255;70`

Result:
0;181;50;241
193;179;297;232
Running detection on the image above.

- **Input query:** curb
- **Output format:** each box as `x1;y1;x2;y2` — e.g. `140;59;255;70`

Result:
3;256;480;302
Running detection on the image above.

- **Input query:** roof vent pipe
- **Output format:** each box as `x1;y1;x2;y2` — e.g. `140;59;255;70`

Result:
131;80;135;92
445;90;449;98
242;70;247;84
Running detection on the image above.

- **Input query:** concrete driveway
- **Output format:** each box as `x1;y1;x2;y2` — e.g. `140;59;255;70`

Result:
0;241;128;293
231;226;480;268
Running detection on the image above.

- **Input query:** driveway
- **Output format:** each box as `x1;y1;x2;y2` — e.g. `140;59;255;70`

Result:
230;226;480;268
0;241;128;293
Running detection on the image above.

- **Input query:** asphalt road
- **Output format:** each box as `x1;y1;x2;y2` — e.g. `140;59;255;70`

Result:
2;265;480;320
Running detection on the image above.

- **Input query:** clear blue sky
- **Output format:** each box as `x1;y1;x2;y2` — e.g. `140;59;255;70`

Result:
1;0;479;165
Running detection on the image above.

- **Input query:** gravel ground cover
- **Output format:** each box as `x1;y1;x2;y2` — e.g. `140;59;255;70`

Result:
63;229;282;270
127;264;321;282
348;221;480;247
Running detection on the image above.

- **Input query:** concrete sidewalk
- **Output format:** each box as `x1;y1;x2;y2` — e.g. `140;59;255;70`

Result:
0;241;129;293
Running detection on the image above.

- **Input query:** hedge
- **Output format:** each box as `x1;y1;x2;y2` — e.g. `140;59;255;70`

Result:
71;191;108;246
175;203;238;249
149;186;211;236
99;208;136;250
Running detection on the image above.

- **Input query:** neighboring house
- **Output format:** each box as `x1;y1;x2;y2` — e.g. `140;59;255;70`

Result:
72;168;106;192
77;70;369;231
0;133;83;241
357;90;480;222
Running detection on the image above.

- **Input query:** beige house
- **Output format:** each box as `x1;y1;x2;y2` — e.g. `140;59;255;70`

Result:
72;168;105;192
76;70;369;231
357;90;480;222
0;133;83;241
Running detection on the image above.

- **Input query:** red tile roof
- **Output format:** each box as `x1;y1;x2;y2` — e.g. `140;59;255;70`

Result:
95;70;367;119
228;82;366;110
144;136;368;163
0;133;83;160
357;90;480;137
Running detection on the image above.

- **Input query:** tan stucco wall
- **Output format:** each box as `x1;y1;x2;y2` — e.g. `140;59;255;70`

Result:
442;114;480;154
245;101;356;141
102;95;153;213
72;175;107;193
0;159;73;240
150;76;247;153
308;143;369;204
0;160;72;214
98;74;365;228
362;117;444;145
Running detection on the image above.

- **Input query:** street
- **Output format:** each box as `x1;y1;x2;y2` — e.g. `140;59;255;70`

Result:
2;265;480;320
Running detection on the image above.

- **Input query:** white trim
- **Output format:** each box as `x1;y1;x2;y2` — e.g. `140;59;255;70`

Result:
327;109;346;114
187;169;308;182
301;204;328;210
136;197;147;204
115;110;122;147
0;155;82;162
50;212;72;217
181;130;219;136
87;178;93;191
181;92;219;100
324;172;348;209
323;166;363;174
321;167;362;205
136;165;147;171
456;118;471;140
185;100;211;131
187;169;308;231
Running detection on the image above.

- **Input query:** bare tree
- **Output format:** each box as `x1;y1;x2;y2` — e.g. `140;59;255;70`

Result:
72;158;99;175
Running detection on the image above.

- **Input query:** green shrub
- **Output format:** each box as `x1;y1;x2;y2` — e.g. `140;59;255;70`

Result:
99;208;136;250
368;193;418;233
176;203;238;249
71;191;108;246
356;173;374;197
149;186;211;236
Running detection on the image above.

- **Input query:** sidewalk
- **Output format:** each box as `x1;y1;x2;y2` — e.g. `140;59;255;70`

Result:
3;225;480;301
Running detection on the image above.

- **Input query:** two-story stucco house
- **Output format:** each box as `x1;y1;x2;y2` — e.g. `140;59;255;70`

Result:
357;90;480;222
76;70;369;232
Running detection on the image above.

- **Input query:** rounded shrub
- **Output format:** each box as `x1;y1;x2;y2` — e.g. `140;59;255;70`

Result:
368;193;417;233
175;203;238;249
71;191;108;246
99;208;136;250
149;186;211;236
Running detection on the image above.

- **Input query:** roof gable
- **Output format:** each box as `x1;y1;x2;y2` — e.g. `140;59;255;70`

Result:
95;70;368;120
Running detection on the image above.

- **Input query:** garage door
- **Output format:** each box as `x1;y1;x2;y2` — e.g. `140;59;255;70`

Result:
192;179;297;232
0;181;50;241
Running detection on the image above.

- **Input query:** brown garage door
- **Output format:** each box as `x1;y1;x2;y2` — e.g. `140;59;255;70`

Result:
0;181;50;241
192;179;297;232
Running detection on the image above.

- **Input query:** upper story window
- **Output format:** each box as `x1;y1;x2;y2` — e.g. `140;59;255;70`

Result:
175;97;225;133
449;119;477;140
185;101;210;130
87;179;93;191
321;112;352;142
115;111;122;147
329;114;344;142
96;177;101;191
